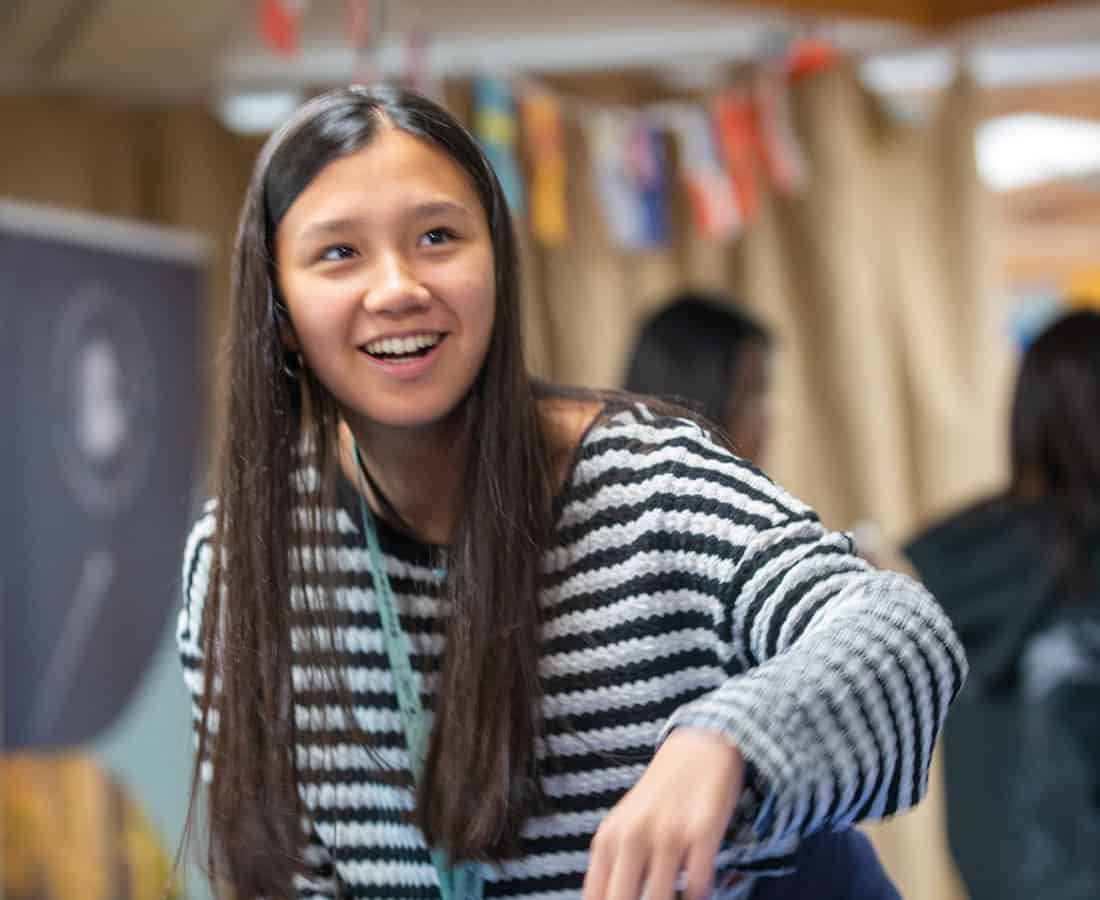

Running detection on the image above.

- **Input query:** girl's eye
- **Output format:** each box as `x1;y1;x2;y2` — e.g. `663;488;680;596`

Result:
319;244;356;262
419;228;456;248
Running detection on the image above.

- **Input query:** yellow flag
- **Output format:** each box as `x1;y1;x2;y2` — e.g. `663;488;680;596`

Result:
521;91;569;246
1066;268;1100;311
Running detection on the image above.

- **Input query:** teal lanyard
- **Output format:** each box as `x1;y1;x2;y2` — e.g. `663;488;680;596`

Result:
352;444;484;900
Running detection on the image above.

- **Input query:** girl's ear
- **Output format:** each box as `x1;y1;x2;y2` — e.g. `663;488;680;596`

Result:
270;286;301;352
278;317;301;353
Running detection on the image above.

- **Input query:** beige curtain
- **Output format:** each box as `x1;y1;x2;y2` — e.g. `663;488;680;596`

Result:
1;69;1011;898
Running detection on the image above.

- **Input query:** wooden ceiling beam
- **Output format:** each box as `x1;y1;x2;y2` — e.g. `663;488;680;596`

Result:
996;177;1100;226
999;219;1100;283
979;78;1100;121
706;0;1062;29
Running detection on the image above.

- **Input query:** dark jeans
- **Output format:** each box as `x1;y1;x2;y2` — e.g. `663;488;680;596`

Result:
751;829;901;900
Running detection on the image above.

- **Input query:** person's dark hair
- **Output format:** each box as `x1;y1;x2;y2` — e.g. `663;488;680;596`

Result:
623;292;770;432
1010;309;1100;580
187;85;554;898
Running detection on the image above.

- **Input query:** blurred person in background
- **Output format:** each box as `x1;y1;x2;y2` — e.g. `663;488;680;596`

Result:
906;309;1100;900
624;292;773;467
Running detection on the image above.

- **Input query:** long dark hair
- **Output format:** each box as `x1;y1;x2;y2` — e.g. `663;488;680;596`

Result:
1010;309;1100;582
623;292;770;431
188;85;554;898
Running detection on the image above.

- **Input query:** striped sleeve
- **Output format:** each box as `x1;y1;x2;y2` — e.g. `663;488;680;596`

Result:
176;502;341;900
647;422;967;855
177;500;217;784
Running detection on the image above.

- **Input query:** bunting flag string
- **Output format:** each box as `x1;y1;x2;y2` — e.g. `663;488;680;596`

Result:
503;42;822;248
504;68;815;250
505;59;816;250
328;2;828;250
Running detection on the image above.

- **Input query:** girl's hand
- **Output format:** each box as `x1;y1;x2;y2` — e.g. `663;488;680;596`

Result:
583;730;745;900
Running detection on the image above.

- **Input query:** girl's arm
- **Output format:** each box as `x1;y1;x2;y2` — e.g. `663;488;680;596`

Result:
583;416;965;900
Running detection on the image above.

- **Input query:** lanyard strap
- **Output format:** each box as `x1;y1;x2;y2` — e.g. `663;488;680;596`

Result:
353;445;484;900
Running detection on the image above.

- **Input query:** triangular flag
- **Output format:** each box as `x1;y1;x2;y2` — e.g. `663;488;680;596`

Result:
1067;269;1100;311
670;106;743;241
401;26;441;99
786;38;841;81
754;70;808;195
590;113;638;249
521;91;569;246
260;0;301;57
346;0;371;47
711;90;762;225
627;118;669;248
474;77;525;213
589;111;669;251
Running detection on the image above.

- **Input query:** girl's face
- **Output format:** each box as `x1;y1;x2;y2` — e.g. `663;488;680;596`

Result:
274;127;496;435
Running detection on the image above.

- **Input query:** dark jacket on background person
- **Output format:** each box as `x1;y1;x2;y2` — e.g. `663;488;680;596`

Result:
907;495;1100;900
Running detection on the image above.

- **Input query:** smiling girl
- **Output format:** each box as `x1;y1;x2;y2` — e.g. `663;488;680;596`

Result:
178;86;965;900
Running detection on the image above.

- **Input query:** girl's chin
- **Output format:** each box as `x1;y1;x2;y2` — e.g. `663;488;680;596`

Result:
342;398;469;437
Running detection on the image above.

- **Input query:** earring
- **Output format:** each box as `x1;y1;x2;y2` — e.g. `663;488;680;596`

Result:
282;351;303;380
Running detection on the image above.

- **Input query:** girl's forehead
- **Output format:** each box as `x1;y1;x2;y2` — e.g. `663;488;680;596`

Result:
318;131;472;197
278;129;483;237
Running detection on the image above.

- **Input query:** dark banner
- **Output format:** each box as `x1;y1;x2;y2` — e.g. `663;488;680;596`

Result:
1;201;206;751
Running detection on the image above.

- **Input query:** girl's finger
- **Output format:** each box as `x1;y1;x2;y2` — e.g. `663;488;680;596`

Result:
582;830;614;900
603;834;648;900
681;833;722;900
641;841;687;900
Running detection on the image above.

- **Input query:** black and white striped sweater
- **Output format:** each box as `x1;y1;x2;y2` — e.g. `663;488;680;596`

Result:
178;404;966;899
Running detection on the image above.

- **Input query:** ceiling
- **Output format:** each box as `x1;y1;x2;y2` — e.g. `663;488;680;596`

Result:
3;0;1100;104
713;0;1065;29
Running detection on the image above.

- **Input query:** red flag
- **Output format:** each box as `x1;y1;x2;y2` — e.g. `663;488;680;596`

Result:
786;38;840;81
670;107;742;241
260;0;300;57
711;91;763;223
346;0;371;49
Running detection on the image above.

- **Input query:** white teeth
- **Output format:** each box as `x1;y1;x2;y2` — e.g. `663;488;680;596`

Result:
364;332;441;356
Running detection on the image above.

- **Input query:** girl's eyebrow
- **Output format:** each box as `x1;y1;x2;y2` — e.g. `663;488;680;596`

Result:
407;200;476;221
299;215;369;242
299;201;476;243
